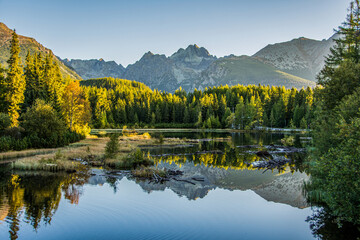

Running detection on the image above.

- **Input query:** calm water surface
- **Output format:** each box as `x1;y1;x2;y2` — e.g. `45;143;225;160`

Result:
0;131;316;240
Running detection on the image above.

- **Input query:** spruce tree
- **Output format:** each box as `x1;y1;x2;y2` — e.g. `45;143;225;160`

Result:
318;0;360;110
23;51;36;109
5;30;26;126
0;64;7;112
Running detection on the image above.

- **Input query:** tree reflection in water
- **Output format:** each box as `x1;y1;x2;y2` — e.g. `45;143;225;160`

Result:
306;208;360;240
0;168;89;240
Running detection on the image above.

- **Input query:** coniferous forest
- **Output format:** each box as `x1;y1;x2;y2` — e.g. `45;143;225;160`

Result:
81;78;315;130
0;31;90;151
0;1;360;238
0;30;316;152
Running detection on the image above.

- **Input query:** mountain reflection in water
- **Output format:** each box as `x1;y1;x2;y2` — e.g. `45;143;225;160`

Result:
0;132;319;240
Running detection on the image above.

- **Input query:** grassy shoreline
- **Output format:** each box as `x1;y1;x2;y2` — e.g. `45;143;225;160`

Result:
91;127;310;134
1;133;190;172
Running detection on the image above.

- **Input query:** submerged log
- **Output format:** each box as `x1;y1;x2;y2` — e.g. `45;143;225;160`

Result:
256;151;272;158
173;178;196;185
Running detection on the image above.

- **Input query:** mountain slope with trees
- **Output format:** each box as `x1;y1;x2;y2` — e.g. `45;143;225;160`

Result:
0;22;81;80
0;29;89;152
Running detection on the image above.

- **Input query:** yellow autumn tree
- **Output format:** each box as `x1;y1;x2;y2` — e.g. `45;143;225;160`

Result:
61;80;91;135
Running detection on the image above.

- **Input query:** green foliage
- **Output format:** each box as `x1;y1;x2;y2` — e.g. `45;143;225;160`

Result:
309;116;360;224
82;78;315;130
281;135;295;146
125;148;153;168
0;28;90;153
156;134;164;144
0;23;81;80
309;1;360;227
0;113;11;131
0;64;7;112
0;135;28;152
23;52;64;111
318;61;360;111
300;117;307;129
21;99;68;148
22;100;65;139
4;30;26;127
105;134;120;159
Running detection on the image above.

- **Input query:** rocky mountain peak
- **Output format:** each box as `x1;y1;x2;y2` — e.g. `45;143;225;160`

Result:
169;44;216;72
142;51;155;58
172;44;212;59
61;58;125;79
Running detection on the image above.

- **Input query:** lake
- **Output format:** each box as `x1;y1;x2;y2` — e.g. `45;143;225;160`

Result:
0;131;317;239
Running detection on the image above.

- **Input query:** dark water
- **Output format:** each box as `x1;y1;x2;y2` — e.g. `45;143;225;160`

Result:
0;131;317;240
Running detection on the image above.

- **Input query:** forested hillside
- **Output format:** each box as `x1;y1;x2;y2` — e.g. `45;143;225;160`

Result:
0;30;89;152
81;77;315;129
0;22;81;80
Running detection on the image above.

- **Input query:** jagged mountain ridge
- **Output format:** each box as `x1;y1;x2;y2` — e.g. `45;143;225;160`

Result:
62;58;125;79
1;21;337;92
123;45;217;92
0;22;81;80
253;35;338;81
63;36;335;92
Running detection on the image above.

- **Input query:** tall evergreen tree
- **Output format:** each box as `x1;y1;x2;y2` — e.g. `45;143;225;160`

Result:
0;64;7;112
318;0;360;110
5;30;26;126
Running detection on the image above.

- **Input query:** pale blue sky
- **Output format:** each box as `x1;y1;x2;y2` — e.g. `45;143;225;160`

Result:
0;0;350;66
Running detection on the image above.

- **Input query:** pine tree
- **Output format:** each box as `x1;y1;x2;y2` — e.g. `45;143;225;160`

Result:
270;109;275;128
155;105;162;122
0;64;7;112
318;1;360;110
300;117;307;129
5;30;26;126
235;97;245;129
195;111;202;128
183;107;190;123
23;51;35;109
262;111;269;127
151;112;156;126
218;95;227;121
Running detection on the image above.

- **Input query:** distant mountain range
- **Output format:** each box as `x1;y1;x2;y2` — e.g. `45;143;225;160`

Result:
61;58;125;79
0;22;80;80
62;36;337;92
1;22;337;92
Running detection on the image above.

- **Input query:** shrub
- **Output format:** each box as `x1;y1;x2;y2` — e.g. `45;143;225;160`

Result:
0;113;11;131
21;99;67;148
105;134;120;159
142;132;151;139
0;135;28;152
0;136;12;152
127;149;153;168
281;135;295;146
3;126;24;139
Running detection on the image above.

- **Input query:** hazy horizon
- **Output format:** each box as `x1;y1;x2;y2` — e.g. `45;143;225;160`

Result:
0;0;349;67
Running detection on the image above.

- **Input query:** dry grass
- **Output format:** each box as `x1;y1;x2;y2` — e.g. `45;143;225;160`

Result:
7;133;188;171
12;150;81;172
